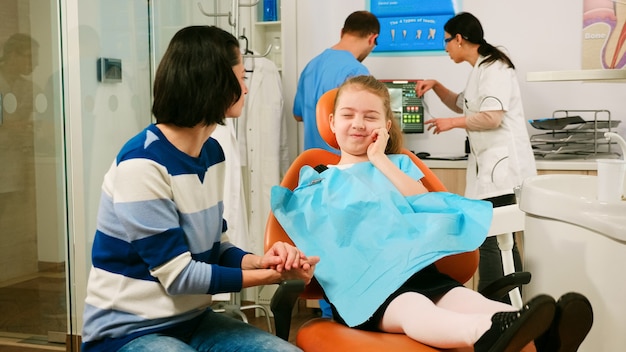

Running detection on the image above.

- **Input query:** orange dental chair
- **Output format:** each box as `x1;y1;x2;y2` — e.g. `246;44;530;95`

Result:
265;88;532;352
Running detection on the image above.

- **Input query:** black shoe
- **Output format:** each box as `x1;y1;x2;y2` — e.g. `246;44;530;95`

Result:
535;292;593;352
475;294;556;352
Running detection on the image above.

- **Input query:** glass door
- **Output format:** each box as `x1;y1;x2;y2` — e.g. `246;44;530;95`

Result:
0;0;68;350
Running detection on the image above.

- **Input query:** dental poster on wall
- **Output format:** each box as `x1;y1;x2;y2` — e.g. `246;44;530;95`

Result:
582;0;626;69
369;0;462;54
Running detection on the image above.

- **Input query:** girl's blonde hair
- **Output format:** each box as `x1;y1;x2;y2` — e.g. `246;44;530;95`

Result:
334;75;404;154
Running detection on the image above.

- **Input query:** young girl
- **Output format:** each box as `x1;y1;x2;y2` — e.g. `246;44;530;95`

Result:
272;75;592;352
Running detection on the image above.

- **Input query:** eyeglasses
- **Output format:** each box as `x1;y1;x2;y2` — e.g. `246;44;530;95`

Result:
444;35;469;45
374;36;378;46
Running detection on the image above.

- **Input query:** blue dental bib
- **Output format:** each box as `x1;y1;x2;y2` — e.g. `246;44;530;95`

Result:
270;154;492;327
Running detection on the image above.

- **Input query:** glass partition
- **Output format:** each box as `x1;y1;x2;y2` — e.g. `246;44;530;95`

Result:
0;1;153;350
0;0;68;349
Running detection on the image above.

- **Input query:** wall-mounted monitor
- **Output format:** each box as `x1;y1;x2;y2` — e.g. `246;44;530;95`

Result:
381;80;424;133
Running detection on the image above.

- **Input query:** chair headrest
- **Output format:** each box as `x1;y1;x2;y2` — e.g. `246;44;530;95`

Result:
315;88;339;150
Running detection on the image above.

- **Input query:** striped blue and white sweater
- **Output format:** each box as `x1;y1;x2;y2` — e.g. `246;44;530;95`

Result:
81;124;249;352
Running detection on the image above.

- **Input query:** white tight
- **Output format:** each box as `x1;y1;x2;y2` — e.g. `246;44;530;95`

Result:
379;287;516;348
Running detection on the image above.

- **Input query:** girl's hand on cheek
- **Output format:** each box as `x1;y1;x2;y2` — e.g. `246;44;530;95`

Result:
367;128;388;160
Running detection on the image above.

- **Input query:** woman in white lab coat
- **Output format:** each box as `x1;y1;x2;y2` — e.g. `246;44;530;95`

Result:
415;12;536;301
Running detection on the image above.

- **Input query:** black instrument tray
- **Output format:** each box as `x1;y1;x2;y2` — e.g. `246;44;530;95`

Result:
529;116;585;130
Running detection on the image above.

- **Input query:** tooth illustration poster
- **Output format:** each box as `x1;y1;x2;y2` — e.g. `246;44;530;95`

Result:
582;0;626;69
369;0;461;53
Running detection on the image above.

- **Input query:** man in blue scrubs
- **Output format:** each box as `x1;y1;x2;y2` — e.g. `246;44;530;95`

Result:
293;10;380;155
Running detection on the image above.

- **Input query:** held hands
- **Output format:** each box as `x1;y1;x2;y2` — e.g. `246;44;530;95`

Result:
262;241;308;271
262;241;320;284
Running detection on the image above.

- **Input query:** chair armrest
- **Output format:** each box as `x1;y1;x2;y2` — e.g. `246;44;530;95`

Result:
479;271;531;302
270;279;306;340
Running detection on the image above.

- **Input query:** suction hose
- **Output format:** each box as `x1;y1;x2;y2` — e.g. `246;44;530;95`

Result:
605;132;626;160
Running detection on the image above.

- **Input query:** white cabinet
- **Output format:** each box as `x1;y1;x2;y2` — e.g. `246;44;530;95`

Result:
250;0;283;70
253;21;282;70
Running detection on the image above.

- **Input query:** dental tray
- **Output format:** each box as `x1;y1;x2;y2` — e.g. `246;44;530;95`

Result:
529;116;585;130
565;120;621;130
530;109;617;158
530;131;606;143
532;144;593;155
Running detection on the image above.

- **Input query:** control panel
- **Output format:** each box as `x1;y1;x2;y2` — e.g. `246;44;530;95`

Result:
382;80;423;133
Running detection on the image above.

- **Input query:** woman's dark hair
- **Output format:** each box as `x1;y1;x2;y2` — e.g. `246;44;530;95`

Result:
444;12;515;69
152;25;241;127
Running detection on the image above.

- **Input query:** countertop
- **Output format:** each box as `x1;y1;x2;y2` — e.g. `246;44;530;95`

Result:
422;157;599;171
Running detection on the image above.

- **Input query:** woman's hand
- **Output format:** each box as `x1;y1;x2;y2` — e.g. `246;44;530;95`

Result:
425;117;458;134
415;79;437;97
367;127;389;161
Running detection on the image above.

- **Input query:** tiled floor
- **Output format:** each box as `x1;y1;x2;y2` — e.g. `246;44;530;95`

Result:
0;271;319;351
0;269;66;351
241;299;321;344
0;275;66;336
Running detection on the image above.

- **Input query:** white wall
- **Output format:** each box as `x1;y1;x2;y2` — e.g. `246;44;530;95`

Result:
284;0;626;156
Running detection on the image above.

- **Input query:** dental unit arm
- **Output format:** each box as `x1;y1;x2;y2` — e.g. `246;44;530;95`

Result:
605;132;626;160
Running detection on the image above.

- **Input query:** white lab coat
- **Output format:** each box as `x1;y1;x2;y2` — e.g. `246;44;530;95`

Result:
460;56;536;199
238;56;287;254
211;57;287;254
211;121;250;251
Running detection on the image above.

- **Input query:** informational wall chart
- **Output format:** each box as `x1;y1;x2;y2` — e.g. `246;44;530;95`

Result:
369;0;461;53
582;0;626;69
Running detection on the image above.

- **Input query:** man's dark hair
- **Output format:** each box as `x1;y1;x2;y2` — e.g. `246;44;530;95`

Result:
341;11;380;38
